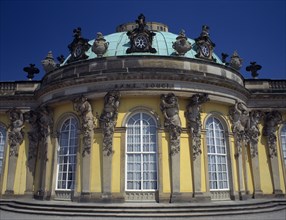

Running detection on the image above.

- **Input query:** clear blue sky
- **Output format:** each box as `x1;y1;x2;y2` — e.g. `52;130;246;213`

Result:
0;0;285;81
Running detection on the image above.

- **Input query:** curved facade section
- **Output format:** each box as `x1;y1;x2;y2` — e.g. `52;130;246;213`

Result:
0;15;286;206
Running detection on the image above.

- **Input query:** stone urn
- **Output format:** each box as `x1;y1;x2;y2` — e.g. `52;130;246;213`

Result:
229;51;243;71
172;30;192;56
92;32;109;58
41;51;57;73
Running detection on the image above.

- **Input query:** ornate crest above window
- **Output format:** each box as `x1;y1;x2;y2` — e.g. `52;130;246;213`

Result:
126;14;157;54
67;27;90;63
194;25;216;61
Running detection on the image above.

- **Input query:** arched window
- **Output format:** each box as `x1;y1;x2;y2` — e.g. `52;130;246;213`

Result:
281;124;286;166
206;116;229;190
126;112;158;191
56;117;78;190
0;124;7;174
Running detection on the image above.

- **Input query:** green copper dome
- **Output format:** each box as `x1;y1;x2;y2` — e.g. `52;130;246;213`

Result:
62;31;223;65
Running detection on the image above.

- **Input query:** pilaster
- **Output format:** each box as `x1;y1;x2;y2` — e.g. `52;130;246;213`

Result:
5;155;17;195
249;143;263;198
170;150;180;202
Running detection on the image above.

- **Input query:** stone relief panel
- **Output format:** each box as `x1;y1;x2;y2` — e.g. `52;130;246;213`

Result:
7;108;24;157
185;93;209;159
263;111;282;158
73;96;96;156
99;91;120;156
160;93;182;155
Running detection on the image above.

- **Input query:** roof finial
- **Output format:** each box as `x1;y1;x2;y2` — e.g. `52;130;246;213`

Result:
246;62;262;79
23;64;40;80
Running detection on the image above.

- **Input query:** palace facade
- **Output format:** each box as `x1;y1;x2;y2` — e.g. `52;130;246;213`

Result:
0;14;286;203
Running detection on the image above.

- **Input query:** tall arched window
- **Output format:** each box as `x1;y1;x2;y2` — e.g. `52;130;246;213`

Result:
281;124;286;166
206;116;229;190
0;124;7;174
126;112;158;191
56;117;79;190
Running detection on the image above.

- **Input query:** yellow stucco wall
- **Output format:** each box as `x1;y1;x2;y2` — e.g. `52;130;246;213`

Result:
180;133;192;192
259;127;273;194
1;98;286;199
162;132;171;193
111;134;121;193
90;133;102;192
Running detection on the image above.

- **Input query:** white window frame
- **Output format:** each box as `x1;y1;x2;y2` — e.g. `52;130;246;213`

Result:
206;116;230;191
125;112;158;192
280;124;286;166
0;124;7;174
55;117;78;191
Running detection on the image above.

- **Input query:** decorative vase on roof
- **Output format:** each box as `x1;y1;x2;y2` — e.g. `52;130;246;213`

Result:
41;51;57;73
229;51;243;71
92;32;109;58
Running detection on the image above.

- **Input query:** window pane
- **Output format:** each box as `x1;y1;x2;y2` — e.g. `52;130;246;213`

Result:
56;117;78;190
126;112;158;191
0;125;6;174
206;117;229;191
281;124;286;166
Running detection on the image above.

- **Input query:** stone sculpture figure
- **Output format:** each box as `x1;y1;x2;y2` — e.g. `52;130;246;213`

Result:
160;93;182;155
37;106;53;161
185;93;209;159
263;111;282;158
26;110;40;162
7;108;24;157
229;101;250;156
247;110;263;157
73;96;95;156
99;91;120;156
